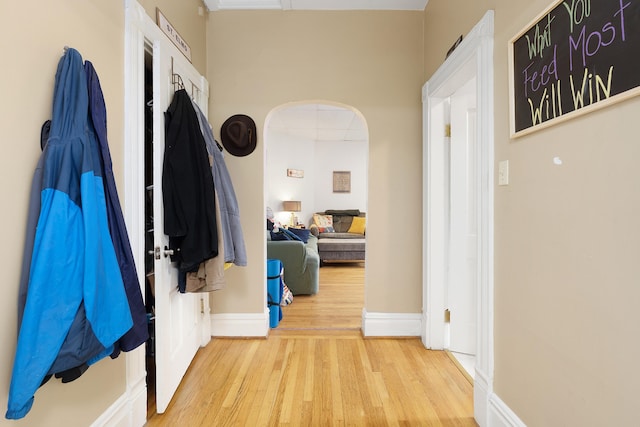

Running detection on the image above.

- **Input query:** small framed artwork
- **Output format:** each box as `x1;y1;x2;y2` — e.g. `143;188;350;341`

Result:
333;171;351;193
287;168;304;178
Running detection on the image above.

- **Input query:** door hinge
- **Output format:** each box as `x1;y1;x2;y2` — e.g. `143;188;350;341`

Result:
200;298;205;314
445;124;451;137
444;309;451;323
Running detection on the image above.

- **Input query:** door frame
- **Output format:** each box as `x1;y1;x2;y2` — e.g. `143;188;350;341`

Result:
122;0;211;421
263;100;370;330
121;2;152;424
447;76;478;356
422;10;494;426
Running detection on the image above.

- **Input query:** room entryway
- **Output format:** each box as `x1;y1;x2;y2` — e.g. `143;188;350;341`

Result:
422;10;494;425
264;102;369;330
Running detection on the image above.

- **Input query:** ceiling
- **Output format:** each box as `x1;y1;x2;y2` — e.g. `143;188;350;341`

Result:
268;104;368;142
205;0;426;141
204;0;428;11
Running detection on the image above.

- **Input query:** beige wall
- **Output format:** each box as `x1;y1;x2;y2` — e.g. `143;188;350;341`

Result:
5;1;636;425
0;1;206;425
425;0;640;425
206;10;425;314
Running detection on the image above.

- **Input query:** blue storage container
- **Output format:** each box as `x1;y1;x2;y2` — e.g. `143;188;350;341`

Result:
267;259;283;328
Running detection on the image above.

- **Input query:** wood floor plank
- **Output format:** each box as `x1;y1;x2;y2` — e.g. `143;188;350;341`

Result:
277;340;299;424
328;339;345;423
145;264;476;426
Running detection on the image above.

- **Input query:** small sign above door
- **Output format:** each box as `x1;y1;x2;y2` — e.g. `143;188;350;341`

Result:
156;8;192;62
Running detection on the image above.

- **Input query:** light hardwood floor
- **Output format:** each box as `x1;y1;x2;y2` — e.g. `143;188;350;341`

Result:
145;263;476;426
277;262;365;330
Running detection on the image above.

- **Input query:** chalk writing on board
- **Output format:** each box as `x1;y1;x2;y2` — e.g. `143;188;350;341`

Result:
509;0;640;137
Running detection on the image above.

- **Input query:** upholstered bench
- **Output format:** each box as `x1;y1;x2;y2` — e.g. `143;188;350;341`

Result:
316;237;366;265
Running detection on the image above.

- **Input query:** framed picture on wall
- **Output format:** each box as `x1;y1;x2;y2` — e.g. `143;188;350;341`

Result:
287;168;304;178
333;171;351;193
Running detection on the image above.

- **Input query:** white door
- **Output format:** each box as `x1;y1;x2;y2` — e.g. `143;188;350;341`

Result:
447;77;477;356
145;27;212;416
124;1;211;420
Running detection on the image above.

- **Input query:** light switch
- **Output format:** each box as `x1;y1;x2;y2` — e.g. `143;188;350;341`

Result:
498;160;509;186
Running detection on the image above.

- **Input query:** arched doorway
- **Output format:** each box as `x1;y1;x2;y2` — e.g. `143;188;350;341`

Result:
264;101;369;329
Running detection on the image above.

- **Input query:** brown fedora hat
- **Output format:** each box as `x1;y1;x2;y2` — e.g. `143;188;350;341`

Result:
220;114;257;157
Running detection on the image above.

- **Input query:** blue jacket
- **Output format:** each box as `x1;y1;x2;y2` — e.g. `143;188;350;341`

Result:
85;61;148;353
6;48;133;420
17;120;112;387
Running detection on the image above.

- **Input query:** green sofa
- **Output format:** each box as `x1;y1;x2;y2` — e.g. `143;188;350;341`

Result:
266;232;319;295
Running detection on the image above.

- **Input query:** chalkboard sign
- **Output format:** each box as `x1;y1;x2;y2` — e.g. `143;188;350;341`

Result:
509;0;640;137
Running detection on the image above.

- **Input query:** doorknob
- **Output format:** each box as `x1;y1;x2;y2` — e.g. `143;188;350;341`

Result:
149;247;161;260
148;246;175;260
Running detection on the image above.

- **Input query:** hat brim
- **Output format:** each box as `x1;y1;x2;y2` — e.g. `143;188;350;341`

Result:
220;114;257;157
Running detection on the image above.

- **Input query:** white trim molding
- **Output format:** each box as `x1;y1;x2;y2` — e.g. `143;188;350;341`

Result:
120;1;152;425
211;311;270;337
203;0;429;11
362;309;422;337
422;10;495;427
488;393;527;427
90;364;146;427
90;394;130;427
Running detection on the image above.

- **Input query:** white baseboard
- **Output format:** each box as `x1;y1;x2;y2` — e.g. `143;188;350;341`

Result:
128;376;148;427
91;376;146;427
91;394;129;427
211;310;421;338
488;393;527;427
471;367;525;427
210;310;269;337
361;309;422;337
474;369;490;426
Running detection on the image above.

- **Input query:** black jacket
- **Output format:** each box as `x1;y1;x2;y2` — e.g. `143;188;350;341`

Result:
163;89;218;272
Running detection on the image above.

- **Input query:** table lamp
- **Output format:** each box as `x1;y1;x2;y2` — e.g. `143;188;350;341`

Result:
282;200;301;226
